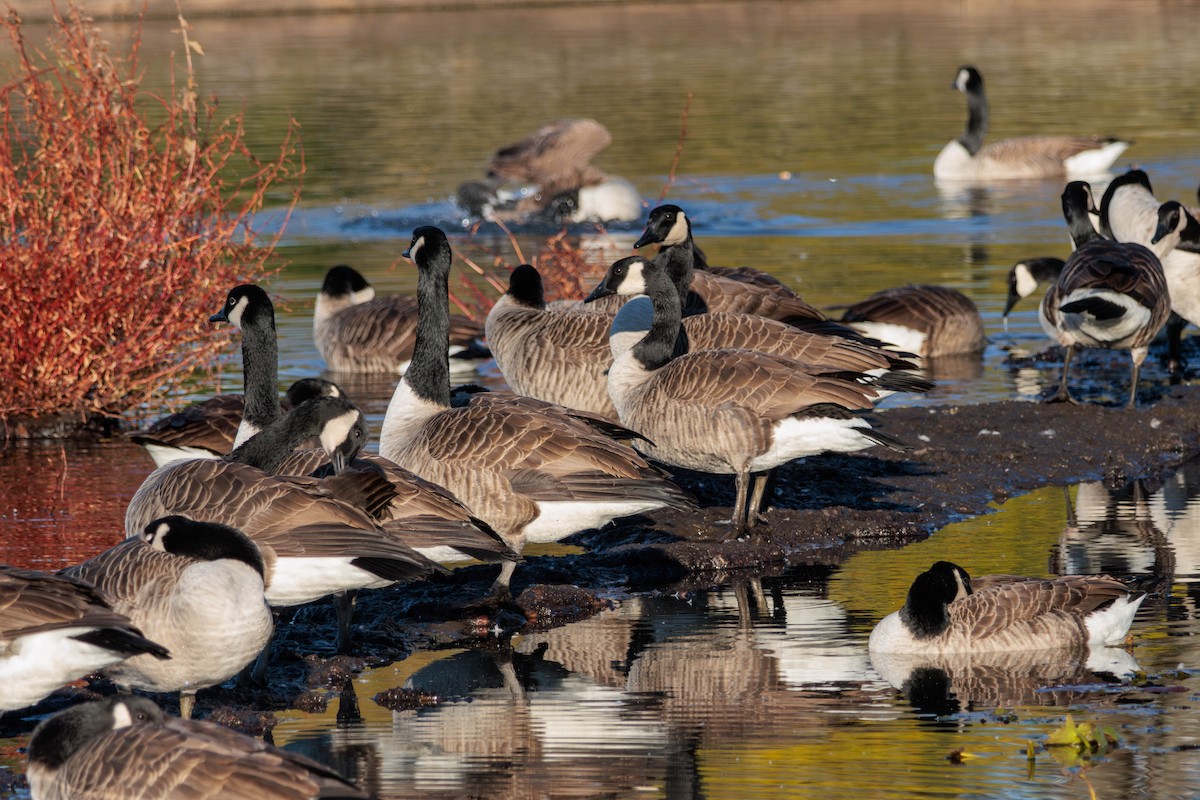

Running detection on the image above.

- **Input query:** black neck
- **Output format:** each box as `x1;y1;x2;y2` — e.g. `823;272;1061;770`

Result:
1063;195;1100;247
407;244;453;408
899;582;951;640
227;402;322;472
959;85;988;155
632;266;689;371
655;227;707;316
240;309;280;430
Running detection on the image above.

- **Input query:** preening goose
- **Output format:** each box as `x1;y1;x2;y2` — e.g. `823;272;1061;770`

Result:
455;118;642;225
217;284;514;568
933;65;1131;181
868;561;1144;655
584;255;910;539
0;568;169;713
380;226;693;597
1098;169;1200;373
312;265;488;374
125;395;443;652
129;378;343;467
1042;181;1170;407
26;695;368;799
62;516;272;719
838;285;987;357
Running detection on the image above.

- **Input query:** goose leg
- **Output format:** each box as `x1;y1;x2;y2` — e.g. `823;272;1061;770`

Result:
1045;344;1078;404
244;633;273;686
748;471;772;526
1167;313;1187;381
490;559;518;601
179;690;197;721
334;590;357;653
722;470;751;541
1127;359;1142;410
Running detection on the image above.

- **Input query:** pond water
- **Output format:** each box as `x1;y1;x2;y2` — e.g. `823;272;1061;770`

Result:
5;0;1200;796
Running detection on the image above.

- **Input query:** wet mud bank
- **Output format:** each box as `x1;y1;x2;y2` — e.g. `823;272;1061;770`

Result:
11;386;1200;734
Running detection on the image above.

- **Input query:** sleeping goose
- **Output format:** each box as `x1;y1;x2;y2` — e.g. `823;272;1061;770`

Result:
0;568;169;713
380;225;693;597
868;561;1144;655
487;265;930;420
934;65;1131;181
455;118;641;225
26;695;368;799
1041;181;1170;407
215;284;515;568
837;285;987;357
584;254;910;539
62;516;272;719
125;395;443;653
1098;169;1200;373
311;265;487;375
129;377;343;467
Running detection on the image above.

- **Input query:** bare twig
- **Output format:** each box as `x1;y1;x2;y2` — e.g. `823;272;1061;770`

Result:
659;92;693;201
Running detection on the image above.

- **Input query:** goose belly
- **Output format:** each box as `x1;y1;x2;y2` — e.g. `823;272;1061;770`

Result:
844;321;928;357
266;558;395;607
748;416;877;472
1058;288;1153;348
0;630;131;711
522;499;668;544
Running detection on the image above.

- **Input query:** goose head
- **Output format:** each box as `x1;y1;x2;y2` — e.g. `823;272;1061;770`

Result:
320;265;376;305
1003;257;1066;318
1061;180;1100;247
141;515;266;579
584;255;655;303
953;65;982;94
506;264;546;310
634;204;691;249
1152;201;1200;249
28;696;164;773
403;225;451;271
309;395;370;473
209;284;275;331
899;561;974;640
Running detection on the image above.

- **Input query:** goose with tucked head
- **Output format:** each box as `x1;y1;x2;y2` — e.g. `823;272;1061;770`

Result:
934;65;1131;181
869;560;1145;655
26;695;368;799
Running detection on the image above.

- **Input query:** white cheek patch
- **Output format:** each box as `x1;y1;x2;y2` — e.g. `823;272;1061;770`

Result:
952;569;970;601
1014;263;1038;299
320;410;364;454
620;262;648;296
408;236;425;263
955;68;970;92
111;701;134;729
146;521;171;550
664;214;689;246
227;295;251;329
351;286;376;304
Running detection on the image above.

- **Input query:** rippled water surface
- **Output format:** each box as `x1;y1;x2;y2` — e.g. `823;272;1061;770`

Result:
5;0;1200;796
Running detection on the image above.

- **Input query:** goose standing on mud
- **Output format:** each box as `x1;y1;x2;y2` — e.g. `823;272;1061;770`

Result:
0;568;169;713
1099;169;1200;374
868;561;1144;654
62;516;272;719
25;696;369;799
380;226;693;598
585;255;910;539
934;65;1131;181
313;264;488;375
213;283;514;568
129;377;343;467
1041;181;1170;408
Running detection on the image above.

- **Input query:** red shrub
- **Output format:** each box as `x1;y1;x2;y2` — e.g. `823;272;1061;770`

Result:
0;5;301;437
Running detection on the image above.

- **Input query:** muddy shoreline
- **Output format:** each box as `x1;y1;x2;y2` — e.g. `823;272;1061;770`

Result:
8;385;1200;738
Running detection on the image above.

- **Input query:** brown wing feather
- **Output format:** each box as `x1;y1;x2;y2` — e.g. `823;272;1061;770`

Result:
487;118;612;189
0;567;134;640
949;575;1130;643
324;295;482;368
129;395;245;453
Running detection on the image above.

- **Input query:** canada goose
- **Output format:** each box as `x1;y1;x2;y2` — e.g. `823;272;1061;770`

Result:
455;118;642;225
933;65;1131;181
0;568;169;713
584;255;910;538
125;395;443;652
129;378;343;467
312;265;488;374
868;561;1144;655
1099;169;1200;373
216;284;514;568
1042;181;1170;407
380;226;693;597
1002;256;1066;322
487;265;930;420
62;516;272;719
26;695;368;799
838;285;987;357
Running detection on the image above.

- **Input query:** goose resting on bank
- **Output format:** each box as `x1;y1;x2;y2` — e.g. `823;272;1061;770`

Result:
934;65;1131;181
868;561;1144;655
838;284;987;357
585;254;909;539
62;516;272;720
312;264;489;375
25;695;368;799
380;226;693;598
0;567;169;713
